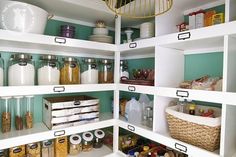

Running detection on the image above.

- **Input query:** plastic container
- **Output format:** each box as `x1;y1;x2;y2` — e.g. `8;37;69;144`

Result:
54;137;68;157
0;54;4;86
99;59;113;83
41;140;54;157
81;58;98;84
8;54;35;86
82;132;94;152
60;57;80;84
93;129;105;148
1;96;11;133
120;60;129;79
69;134;82;155
14;96;24;130
25;96;34;129
38;55;60;85
125;97;142;125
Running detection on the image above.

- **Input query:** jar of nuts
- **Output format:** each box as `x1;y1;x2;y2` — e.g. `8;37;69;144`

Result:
69;134;82;155
54;137;68;157
82;132;94;152
25;96;34;129
1;97;12;133
9;145;25;157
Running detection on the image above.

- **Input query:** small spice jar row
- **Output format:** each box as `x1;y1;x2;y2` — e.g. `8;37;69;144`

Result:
0;53;114;86
1;96;34;133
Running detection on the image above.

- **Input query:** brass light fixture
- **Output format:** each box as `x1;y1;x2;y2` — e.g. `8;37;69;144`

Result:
104;0;173;19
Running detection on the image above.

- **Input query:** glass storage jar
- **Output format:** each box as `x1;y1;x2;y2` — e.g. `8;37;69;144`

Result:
69;134;82;155
120;60;129;80
81;58;98;84
8;54;35;86
99;59;113;83
26;142;41;157
60;57;80;84
1;97;11;133
25;96;34;129
93;129;105;148
38;55;60;85
0;54;4;86
14;96;24;130
41;140;54;157
82;132;94;152
54;136;68;157
9;145;25;157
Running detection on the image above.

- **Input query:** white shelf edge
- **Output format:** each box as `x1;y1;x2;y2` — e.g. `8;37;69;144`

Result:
118;84;156;95
104;151;126;157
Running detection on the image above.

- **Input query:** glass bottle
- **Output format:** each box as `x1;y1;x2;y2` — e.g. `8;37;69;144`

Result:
69;134;82;155
60;57;80;84
38;55;60;85
98;59;113;83
93;130;105;148
81;58;98;84
0;54;4;86
25;96;34;129
1;97;11;133
82;132;94;152
8;53;35;86
120;60;129;80
14;96;24;130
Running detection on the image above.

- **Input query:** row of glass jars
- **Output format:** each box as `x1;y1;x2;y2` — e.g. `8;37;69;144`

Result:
0;53;114;86
1;96;34;133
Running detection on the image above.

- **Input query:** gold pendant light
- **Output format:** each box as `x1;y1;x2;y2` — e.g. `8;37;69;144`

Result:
104;0;173;19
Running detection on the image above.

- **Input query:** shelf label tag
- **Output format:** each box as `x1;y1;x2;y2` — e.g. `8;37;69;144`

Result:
129;42;137;48
127;125;135;132
53;86;65;93
178;32;191;40
175;143;187;153
176;90;189;98
54;37;67;44
54;130;65;137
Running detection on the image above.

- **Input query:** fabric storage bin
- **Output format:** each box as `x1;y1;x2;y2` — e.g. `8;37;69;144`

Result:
166;105;221;151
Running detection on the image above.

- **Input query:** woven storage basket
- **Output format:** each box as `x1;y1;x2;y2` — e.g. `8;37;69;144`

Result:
166;105;221;151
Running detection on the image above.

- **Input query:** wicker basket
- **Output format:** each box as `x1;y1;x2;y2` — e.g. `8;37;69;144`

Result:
166;105;221;151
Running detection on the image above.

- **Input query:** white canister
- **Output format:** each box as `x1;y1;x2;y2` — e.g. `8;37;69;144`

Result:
140;22;155;39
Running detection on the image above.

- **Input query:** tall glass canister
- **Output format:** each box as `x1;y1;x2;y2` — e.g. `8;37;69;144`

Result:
25;96;34;129
1;97;11;133
0;54;4;86
14;96;24;130
81;58;98;84
99;59;113;83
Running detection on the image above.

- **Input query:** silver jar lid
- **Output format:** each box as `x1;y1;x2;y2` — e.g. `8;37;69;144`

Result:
10;53;32;60
83;58;96;63
40;55;58;61
100;59;113;64
62;57;77;62
82;132;94;142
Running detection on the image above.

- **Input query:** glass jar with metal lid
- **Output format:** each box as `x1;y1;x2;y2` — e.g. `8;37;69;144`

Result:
99;59;113;83
60;57;80;84
0;54;4;86
8;53;35;86
41;140;54;157
69;134;82;155
38;55;60;85
120;60;129;80
82;132;94;152
81;58;98;84
93;129;105;148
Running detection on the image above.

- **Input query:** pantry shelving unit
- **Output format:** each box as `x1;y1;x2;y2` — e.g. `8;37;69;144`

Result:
0;0;236;157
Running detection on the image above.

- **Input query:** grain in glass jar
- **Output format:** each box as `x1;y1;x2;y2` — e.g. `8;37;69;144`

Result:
81;58;98;84
99;59;113;83
14;96;24;130
93;130;105;148
82;132;94;152
38;55;60;85
1;97;11;133
60;57;80;84
25;96;34;129
9;145;25;157
0;54;4;86
120;60;129;80
8;54;35;86
41;140;54;157
69;134;82;155
26;142;41;157
0;149;8;157
54;136;68;157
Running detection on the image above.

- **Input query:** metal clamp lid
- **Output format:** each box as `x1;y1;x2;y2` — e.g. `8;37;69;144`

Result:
40;55;58;61
62;57;77;62
10;53;32;60
82;132;94;141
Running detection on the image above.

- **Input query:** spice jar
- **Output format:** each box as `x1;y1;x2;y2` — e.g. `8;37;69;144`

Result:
82;132;94;152
120;60;129;80
81;58;98;84
9;145;25;157
1;97;11;133
60;57;80;84
0;149;8;157
14;96;24;130
99;59;113;83
54;136;68;157
93;129;105;148
26;142;41;157
41;140;54;157
38;55;60;85
69;134;82;155
8;54;35;86
24;96;34;129
0;54;4;86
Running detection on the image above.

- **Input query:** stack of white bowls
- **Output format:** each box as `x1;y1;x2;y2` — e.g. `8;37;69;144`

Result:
140;22;155;39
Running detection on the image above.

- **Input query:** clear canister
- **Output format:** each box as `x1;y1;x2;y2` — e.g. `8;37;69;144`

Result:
60;57;80;84
8;54;35;86
9;145;25;157
81;58;98;84
54;137;68;157
120;60;129;79
38;55;60;85
69;134;82;155
26;142;41;157
99;59;113;83
0;54;4;86
25;96;34;129
1;97;11;133
82;132;94;152
14;96;24;130
41;140;54;157
93;130;105;149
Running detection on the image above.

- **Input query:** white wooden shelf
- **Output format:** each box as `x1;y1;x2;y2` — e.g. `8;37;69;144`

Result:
0;84;115;97
118;84;156;95
0;29;117;58
104;151;126;157
0;113;114;149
